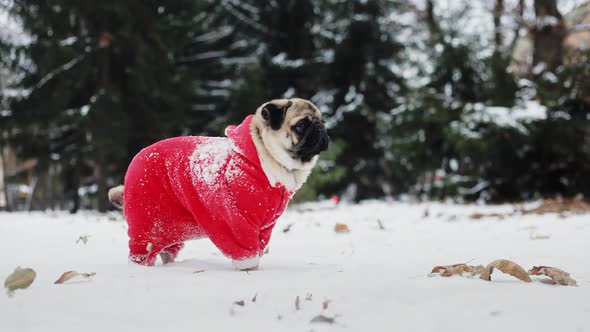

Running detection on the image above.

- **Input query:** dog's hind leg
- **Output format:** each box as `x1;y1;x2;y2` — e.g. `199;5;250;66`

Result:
108;185;124;209
160;243;184;264
129;247;158;266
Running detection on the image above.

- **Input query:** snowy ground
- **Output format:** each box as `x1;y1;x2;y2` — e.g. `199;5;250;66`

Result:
1;200;589;332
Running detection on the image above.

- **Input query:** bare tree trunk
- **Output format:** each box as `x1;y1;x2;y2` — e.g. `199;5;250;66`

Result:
531;0;566;72
509;0;526;54
493;0;504;51
491;0;517;106
95;32;111;213
425;0;440;38
96;159;108;212
30;168;50;211
65;161;80;213
0;135;10;211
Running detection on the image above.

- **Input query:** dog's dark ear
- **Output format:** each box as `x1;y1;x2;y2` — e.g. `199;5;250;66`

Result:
261;100;293;130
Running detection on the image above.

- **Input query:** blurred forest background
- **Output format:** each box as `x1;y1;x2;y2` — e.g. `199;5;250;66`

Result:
0;0;589;212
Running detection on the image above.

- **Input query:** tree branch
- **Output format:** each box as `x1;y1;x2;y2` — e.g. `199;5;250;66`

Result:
33;54;84;90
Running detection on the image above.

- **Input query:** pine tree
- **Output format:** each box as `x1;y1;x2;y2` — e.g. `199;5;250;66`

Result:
489;0;517;106
321;0;407;199
217;0;321;101
2;1;232;211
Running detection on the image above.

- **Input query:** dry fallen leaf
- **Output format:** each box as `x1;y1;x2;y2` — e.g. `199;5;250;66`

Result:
305;293;313;301
310;315;336;324
295;296;301;311
452;265;484;277
529;233;550;240
251;293;257;302
54;271;96;284
76;235;90;245
528;266;577;286
432;259;577;286
192;270;205;274
233;300;245;306
480;259;532;283
469;212;508;219
539;278;558;285
376;219;386;230
334;223;350;233
55;271;79;284
282;224;293;233
431;263;466;274
471;265;487;276
322;300;331;310
431;263;485;277
522;197;590;215
4;267;36;294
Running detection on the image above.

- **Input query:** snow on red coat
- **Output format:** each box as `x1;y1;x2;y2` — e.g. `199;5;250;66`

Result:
123;115;293;268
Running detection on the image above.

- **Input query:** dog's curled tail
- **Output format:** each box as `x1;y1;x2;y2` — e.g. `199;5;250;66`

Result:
108;185;124;209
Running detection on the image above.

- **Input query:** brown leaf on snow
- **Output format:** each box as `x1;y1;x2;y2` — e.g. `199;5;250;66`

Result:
480;259;532;283
471;265;487;275
469;212;507;220
54;271;96;284
431;263;485;277
443;265;486;277
522;197;590;215
334;223;350;233
529;233;550;240
76;235;90;245
55;271;79;284
528;266;577;286
322;300;331;310
282;224;293;233
233;300;245;306
310;315;336;324
432;259;577;286
295;296;301;311
431;263;465;274
539;278;558;285
4;267;36;293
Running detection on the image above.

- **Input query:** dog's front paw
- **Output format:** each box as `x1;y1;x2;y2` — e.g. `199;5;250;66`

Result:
232;255;260;271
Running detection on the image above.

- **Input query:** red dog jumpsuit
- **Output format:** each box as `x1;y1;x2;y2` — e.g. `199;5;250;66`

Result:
123;115;293;268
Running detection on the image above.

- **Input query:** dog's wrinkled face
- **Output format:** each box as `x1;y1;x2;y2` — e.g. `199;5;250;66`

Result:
254;98;329;171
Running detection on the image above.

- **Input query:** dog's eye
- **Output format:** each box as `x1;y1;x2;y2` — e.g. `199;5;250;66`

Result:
293;120;309;135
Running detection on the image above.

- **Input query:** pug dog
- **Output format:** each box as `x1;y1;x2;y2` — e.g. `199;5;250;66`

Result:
108;98;328;270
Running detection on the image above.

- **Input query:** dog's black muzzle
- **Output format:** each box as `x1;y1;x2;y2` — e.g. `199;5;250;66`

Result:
295;122;329;162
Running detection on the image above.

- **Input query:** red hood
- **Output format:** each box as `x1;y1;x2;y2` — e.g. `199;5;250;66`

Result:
225;114;289;191
225;115;261;171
